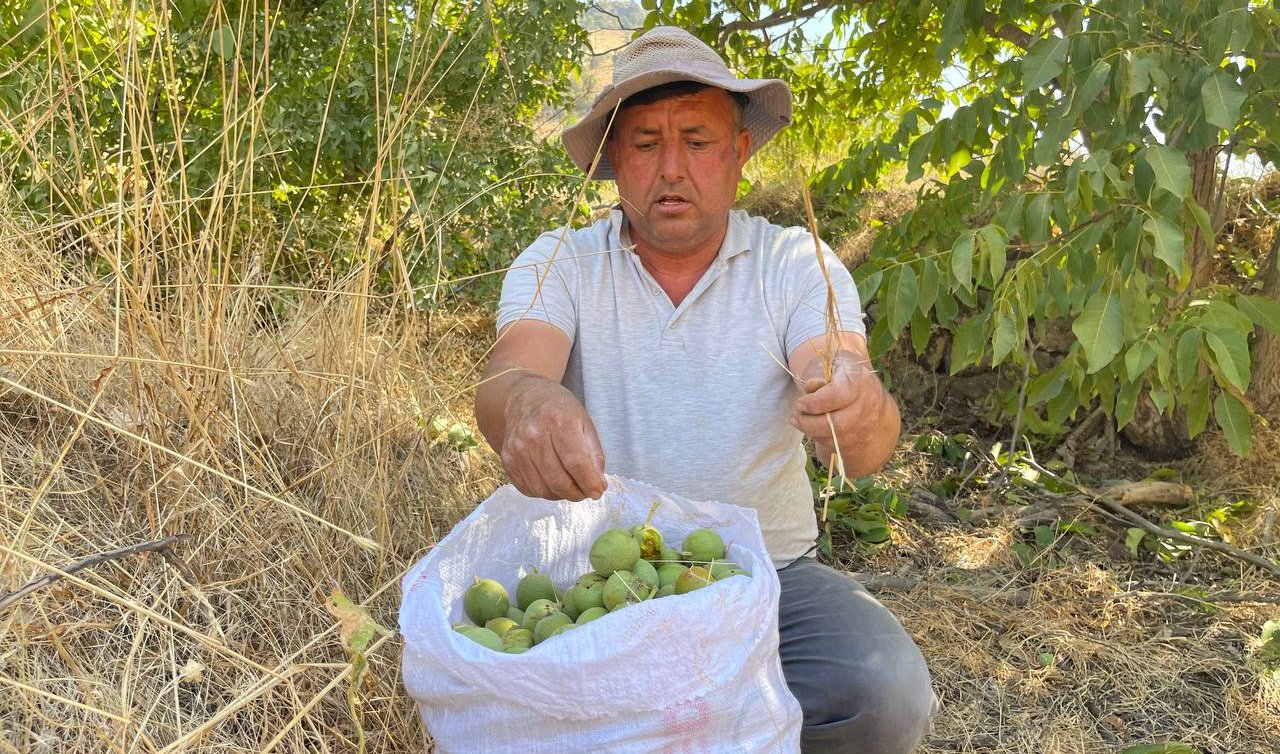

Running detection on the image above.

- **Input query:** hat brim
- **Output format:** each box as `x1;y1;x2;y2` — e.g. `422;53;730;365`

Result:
561;66;792;180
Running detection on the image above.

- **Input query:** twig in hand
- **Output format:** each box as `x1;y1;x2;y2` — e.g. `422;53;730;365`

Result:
0;534;190;612
801;185;848;515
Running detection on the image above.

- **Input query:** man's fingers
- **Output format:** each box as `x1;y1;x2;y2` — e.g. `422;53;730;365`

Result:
795;361;877;415
796;381;857;415
553;424;607;500
791;390;883;440
514;452;588;501
789;410;836;443
497;380;606;501
800;376;825;394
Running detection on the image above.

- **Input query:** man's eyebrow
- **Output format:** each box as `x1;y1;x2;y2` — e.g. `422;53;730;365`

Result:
624;123;715;135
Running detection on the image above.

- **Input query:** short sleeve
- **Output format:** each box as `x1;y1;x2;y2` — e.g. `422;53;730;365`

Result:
783;236;866;359
496;226;579;341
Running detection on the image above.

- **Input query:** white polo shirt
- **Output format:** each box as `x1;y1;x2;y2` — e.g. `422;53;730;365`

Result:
497;208;865;566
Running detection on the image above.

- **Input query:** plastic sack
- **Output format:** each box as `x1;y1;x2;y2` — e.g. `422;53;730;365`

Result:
399;476;802;754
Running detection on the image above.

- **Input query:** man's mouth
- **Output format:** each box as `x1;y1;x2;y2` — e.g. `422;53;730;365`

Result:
654;194;689;208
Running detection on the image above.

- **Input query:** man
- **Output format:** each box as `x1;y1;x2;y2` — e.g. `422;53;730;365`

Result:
475;26;936;753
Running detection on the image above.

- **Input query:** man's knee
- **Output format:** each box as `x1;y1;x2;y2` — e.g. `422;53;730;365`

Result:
795;644;935;754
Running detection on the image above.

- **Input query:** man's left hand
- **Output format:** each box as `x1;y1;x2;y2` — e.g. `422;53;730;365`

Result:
788;343;900;477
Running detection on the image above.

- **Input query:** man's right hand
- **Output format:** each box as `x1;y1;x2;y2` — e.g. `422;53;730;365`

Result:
474;320;606;502
499;374;607;501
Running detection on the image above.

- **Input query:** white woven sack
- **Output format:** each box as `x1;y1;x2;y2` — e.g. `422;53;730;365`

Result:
400;476;802;754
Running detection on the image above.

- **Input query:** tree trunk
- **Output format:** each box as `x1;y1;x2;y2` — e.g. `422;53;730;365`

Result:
1122;147;1224;459
1248;231;1280;417
1188;146;1222;290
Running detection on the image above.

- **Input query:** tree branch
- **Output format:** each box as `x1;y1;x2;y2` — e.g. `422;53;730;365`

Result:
1023;460;1280;577
585;2;636;31
982;15;1034;50
719;0;844;37
0;534;190;612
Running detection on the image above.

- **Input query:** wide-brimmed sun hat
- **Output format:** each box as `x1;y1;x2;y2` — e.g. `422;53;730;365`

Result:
561;26;792;180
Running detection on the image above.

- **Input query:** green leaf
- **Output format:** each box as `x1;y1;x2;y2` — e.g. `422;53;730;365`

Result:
1205;329;1251;393
1024;192;1053;244
1140;145;1191;199
951;233;974;292
910;309;933;355
210;24;237;60
935;289;958;327
977;225;1006;283
1123;52;1153;100
1028;362;1070;403
1069;60;1112;118
1185;377;1211;439
1214;391;1252;457
1125;527;1147;557
950;314;988;374
1115;377;1142;429
1144;214;1185;274
1125;341;1158;381
854;265;883;302
1176;329;1202;388
1119;743;1201;754
1151;386;1173;414
1072;290;1125;374
917;258;940;315
1203;299;1255;333
887;265;919;337
1022;36;1069;91
1032;107;1072;166
1185;198;1213;246
992;314;1018;365
937;0;967;61
1201;70;1245;130
1237;294;1280;334
906;131;936;182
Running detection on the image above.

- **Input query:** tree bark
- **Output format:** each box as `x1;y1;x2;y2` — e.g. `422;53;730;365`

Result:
1188;147;1222;290
1248;230;1280;416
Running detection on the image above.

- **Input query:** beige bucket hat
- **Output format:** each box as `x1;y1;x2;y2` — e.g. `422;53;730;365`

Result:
561;26;792;180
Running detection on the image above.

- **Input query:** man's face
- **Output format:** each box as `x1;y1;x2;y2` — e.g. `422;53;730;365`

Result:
607;87;750;259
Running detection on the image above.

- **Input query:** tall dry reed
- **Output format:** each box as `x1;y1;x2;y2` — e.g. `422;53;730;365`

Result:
1;4;507;751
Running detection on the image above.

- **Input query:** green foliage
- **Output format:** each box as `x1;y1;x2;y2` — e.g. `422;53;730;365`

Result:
0;0;592;302
1012;519;1096;570
1254;619;1280;681
646;0;1280;454
1119;744;1201;754
1127;497;1254;563
427;416;479;451
808;458;905;555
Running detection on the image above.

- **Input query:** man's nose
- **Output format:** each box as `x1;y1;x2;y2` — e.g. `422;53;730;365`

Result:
658;142;685;182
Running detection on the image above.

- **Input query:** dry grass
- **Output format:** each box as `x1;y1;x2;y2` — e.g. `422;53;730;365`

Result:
0;210;503;752
829;431;1280;754
884;534;1280;754
1;5;513;750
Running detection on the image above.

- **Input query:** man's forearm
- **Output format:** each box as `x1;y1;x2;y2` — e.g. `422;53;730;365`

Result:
475;366;546;454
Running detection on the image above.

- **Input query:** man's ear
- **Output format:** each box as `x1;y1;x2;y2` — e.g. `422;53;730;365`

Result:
604;133;618;174
736;128;751;167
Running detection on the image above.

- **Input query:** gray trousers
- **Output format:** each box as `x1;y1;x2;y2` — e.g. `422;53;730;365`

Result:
777;557;937;753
